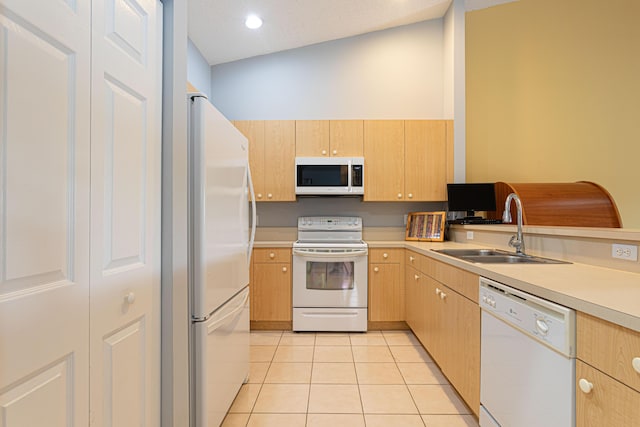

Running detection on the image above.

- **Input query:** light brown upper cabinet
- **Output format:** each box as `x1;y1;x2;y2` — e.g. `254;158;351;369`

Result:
364;120;452;202
329;120;364;157
296;120;364;157
363;120;405;201
234;120;296;202
405;120;448;201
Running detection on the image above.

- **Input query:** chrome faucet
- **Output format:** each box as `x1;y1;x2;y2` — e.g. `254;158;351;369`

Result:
502;193;525;255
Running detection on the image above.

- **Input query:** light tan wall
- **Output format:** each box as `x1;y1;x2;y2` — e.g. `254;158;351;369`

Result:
465;0;640;228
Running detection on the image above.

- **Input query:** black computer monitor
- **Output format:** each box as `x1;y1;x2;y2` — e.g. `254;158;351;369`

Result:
446;183;497;218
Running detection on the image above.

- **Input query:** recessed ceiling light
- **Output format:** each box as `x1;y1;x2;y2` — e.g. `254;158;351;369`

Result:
245;14;262;29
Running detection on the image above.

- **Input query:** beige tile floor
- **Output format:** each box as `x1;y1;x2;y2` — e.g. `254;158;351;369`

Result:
222;330;479;427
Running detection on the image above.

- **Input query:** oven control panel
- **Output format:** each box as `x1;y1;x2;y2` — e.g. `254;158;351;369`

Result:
298;216;362;231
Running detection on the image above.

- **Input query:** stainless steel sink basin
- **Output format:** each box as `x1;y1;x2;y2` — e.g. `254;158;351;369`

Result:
435;248;509;257
433;249;570;264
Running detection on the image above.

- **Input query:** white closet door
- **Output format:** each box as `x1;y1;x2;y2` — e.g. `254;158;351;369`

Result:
0;1;91;426
89;0;162;426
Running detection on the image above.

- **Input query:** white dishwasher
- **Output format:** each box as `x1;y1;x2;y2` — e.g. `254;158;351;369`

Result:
479;277;576;427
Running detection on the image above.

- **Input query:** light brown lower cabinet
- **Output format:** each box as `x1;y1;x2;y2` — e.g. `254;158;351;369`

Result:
251;248;292;326
576;360;640;427
404;250;480;416
368;249;404;322
576;311;640;426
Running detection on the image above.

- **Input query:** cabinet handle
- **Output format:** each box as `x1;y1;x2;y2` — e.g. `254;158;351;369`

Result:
269;252;275;259
578;378;593;394
435;288;441;295
383;253;388;259
409;256;415;262
373;267;379;273
633;357;640;374
440;292;447;300
332;149;337;155
282;266;288;272
321;149;327;155
267;193;273;199
408;193;413;199
124;292;136;305
414;274;420;281
257;193;263;199
397;193;403;199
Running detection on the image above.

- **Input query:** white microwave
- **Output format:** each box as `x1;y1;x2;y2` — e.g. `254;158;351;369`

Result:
295;157;364;196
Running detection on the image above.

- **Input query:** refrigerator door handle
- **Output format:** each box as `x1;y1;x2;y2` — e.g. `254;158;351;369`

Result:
247;165;257;265
206;289;250;333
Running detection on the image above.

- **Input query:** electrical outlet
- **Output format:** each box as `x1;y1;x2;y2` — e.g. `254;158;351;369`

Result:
611;244;638;261
467;231;474;240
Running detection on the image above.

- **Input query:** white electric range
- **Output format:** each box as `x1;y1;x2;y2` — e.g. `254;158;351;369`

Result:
292;216;368;332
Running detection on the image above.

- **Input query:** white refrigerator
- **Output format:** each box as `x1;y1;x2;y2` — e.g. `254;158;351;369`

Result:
188;94;256;427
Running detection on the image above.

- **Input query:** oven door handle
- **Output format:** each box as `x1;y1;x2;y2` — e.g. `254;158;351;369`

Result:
293;248;368;258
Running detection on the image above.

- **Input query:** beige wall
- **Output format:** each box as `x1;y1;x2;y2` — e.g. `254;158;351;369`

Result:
465;0;640;228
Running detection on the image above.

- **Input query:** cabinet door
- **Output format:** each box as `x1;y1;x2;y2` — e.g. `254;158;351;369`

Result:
252;263;292;321
364;120;405;201
404;120;447;201
369;263;403;321
330;120;363;157
404;264;426;342
440;285;480;415
576;360;640;427
264;120;296;201
235;120;266;201
296;120;329;156
423;276;446;363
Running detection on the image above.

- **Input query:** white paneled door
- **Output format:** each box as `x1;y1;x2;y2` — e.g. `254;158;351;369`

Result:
0;0;162;426
90;0;162;426
0;0;91;425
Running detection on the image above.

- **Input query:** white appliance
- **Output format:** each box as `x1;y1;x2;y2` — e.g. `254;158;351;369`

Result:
479;277;576;427
188;94;256;427
295;157;364;195
292;216;368;331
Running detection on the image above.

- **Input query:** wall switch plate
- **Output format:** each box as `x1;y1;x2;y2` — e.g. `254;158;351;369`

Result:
467;231;474;240
611;244;638;261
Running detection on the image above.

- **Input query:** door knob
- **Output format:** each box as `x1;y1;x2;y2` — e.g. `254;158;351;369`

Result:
124;292;136;304
408;193;413;199
322;150;327;155
282;266;287;272
332;149;337;155
632;357;640;374
383;253;388;259
257;193;263;199
267;193;273;199
414;274;419;280
373;267;379;272
397;193;402;199
269;252;275;259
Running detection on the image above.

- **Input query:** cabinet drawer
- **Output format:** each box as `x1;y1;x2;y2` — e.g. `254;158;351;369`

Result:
424;257;479;303
369;248;402;263
577;312;640;392
576;360;640;427
253;248;291;263
404;250;426;269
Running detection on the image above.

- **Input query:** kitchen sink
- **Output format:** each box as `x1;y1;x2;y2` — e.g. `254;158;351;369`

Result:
433;248;570;264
